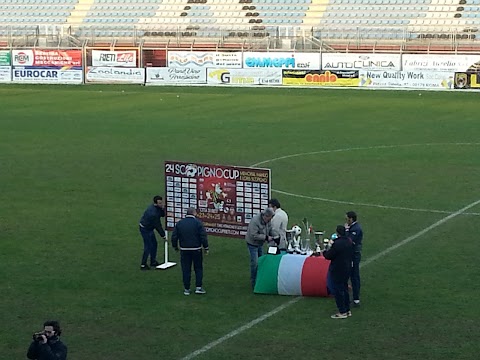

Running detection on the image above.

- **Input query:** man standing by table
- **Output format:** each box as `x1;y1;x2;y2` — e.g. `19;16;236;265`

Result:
346;210;364;307
245;208;275;289
322;225;353;319
268;198;289;251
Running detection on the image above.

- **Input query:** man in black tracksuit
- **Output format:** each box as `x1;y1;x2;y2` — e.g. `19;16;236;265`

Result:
323;225;353;319
139;195;166;270
346;210;363;306
171;207;209;295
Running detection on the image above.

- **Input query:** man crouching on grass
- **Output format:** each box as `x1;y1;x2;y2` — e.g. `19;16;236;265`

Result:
172;207;209;296
322;225;353;319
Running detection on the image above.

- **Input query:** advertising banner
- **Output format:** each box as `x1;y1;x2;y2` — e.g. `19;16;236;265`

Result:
322;53;401;71
146;67;206;85
0;50;11;82
12;49;82;67
164;161;271;239
91;50;137;67
358;70;454;90
168;51;242;68
402;54;480;72
243;52;321;70
207;68;282;86
12;66;83;84
0;50;11;66
282;69;359;87
85;66;145;84
453;72;480;90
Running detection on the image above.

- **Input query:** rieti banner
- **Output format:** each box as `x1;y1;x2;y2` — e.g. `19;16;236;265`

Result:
91;50;137;67
164;161;271;239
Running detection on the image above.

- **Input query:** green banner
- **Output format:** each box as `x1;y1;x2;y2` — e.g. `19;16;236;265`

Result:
0;51;11;66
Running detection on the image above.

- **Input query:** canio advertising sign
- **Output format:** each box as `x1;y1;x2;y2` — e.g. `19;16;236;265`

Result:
243;52;320;70
12;49;82;67
168;51;242;68
282;69;360;87
164;161;271;239
91;50;137;67
321;53;401;71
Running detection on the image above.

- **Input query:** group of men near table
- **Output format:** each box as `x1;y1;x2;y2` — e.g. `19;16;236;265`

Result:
138;195;363;319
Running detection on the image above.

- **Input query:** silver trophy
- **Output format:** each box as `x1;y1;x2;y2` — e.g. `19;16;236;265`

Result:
286;229;294;253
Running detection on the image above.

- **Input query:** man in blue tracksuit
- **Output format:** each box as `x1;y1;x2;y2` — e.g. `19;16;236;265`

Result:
138;195;166;270
346;211;364;306
171;207;209;295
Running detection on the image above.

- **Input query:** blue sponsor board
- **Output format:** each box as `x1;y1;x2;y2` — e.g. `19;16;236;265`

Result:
12;66;83;84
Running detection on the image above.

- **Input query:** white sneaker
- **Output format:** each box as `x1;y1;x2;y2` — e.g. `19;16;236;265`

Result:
183;289;191;296
195;287;206;294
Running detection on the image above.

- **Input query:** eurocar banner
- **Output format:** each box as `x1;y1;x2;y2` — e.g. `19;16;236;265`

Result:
85;66;145;84
12;66;83;84
12;49;82;67
282;69;360;87
91;50;137;67
254;253;330;297
207;68;282;86
168;51;242;68
145;67;206;85
402;54;480;72
358;70;454;90
243;52;321;70
0;50;11;82
164;160;271;239
453;72;480;90
322;53;401;71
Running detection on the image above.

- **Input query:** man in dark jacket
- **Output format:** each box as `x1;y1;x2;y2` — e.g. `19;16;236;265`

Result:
346;210;364;306
27;320;67;360
138;195;166;270
323;225;353;319
172;207;209;295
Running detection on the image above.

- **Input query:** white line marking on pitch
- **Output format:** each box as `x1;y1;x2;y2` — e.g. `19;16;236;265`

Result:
180;198;480;360
252;143;480;216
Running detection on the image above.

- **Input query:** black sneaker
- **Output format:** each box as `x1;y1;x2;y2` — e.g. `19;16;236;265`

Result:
140;264;150;270
150;261;160;267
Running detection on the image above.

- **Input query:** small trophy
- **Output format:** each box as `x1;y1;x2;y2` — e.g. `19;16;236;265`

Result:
286;229;294;254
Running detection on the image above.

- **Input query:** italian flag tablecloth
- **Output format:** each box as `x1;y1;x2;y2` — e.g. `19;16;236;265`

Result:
254;253;330;297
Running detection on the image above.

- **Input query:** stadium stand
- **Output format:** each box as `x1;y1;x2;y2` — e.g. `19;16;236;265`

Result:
0;0;479;50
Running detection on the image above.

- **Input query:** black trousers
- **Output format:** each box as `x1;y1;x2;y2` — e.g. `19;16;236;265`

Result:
180;249;203;290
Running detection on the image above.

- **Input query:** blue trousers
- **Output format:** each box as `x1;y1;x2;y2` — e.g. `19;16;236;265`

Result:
247;243;263;289
180;250;203;290
139;226;158;266
332;280;350;314
351;250;362;301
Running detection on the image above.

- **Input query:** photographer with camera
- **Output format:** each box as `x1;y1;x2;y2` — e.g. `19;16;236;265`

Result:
27;320;67;360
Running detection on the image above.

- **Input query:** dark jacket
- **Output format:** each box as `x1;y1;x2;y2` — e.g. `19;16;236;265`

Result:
347;221;363;250
27;339;67;360
323;235;353;283
171;215;208;251
139;204;166;237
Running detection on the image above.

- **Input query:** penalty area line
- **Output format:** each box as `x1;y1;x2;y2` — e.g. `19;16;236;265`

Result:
179;198;480;360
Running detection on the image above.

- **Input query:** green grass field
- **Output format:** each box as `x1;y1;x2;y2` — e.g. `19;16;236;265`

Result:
1;84;479;360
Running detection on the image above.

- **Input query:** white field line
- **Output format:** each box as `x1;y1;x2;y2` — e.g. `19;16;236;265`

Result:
252;143;480;216
180;198;480;360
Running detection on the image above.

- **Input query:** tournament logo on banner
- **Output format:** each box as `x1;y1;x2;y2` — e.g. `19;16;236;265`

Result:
164;161;271;239
282;69;360;87
358;70;454;90
146;67;206;85
453;72;480;90
207;68;282;86
243;52;320;70
91;50;137;67
12;49;82;67
86;66;145;84
168;51;242;68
